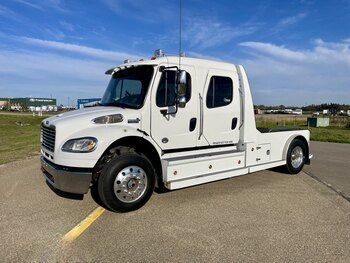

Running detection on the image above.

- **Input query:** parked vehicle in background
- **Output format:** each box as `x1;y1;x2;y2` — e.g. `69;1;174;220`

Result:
10;105;22;111
339;110;350;116
292;109;302;115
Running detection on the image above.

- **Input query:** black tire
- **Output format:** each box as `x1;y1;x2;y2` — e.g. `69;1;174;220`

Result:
97;152;155;212
285;139;306;174
90;182;111;210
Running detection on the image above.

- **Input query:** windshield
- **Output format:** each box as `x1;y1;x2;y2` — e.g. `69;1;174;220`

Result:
100;65;154;109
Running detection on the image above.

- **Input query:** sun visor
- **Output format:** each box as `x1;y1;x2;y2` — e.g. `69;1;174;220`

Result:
105;63;158;75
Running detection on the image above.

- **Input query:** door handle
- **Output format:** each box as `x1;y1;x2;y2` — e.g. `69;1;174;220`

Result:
231;117;238;130
198;94;203;139
189;118;197;132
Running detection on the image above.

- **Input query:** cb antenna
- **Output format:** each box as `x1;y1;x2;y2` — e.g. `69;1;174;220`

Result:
179;0;182;70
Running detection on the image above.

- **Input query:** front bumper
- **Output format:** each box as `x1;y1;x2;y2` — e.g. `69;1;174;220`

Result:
41;156;92;194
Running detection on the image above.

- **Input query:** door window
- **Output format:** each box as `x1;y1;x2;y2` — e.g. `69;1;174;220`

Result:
156;70;192;107
206;76;233;108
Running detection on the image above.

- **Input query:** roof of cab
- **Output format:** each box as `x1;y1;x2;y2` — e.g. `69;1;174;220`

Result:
105;55;238;75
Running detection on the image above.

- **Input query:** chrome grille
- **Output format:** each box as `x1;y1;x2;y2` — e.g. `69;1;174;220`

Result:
41;125;56;152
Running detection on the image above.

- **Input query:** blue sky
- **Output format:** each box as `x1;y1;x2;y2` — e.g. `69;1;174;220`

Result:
1;0;350;106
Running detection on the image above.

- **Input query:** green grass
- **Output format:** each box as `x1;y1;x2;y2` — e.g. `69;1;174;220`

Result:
0;113;46;164
308;127;350;143
255;115;350;144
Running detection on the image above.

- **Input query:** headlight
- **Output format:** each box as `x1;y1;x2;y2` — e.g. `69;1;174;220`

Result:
92;114;123;124
62;137;97;153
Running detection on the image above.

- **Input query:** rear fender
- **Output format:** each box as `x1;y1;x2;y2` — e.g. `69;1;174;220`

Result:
282;135;310;164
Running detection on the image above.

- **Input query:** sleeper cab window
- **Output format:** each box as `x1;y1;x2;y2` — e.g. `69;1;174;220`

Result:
206;76;233;108
156;70;192;107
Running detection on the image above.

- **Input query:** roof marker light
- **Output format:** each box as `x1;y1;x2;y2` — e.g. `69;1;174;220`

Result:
154;49;164;57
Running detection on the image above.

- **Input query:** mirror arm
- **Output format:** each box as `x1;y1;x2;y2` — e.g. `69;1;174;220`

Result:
159;66;179;72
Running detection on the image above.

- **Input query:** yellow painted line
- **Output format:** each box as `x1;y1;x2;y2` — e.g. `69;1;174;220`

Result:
62;206;105;243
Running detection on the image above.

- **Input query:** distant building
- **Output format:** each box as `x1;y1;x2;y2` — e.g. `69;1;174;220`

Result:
77;98;101;109
0;97;57;111
254;108;262;114
0;99;8;108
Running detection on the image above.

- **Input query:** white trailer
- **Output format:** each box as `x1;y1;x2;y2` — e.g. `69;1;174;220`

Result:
41;50;312;212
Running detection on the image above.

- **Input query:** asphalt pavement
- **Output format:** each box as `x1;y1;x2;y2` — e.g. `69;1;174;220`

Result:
0;142;349;262
304;141;350;201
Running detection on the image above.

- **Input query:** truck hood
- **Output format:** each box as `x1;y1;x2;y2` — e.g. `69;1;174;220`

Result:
43;106;140;127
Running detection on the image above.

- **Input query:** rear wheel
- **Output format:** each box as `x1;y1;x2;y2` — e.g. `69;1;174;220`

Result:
285;139;306;174
97;151;155;212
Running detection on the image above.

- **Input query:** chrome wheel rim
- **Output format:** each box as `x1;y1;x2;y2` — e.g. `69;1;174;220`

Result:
291;146;303;169
114;166;147;203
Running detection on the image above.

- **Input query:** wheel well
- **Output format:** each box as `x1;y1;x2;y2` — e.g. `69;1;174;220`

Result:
93;136;163;188
284;135;309;163
296;135;310;164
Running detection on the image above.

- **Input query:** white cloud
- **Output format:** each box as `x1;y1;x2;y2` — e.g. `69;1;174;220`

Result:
100;0;120;12
184;18;257;49
43;28;66;40
0;49;112;104
0;36;142;105
271;12;308;33
238;40;350;105
312;39;350;63
14;0;68;12
100;0;176;22
60;21;74;31
186;51;224;62
13;0;43;10
0;4;21;21
278;13;307;27
239;42;307;61
19;37;140;62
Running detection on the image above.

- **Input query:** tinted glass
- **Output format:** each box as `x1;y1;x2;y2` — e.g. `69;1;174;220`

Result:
156;70;191;107
206;76;233;108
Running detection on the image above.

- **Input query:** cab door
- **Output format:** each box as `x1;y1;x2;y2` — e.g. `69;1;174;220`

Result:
202;70;240;145
150;65;198;150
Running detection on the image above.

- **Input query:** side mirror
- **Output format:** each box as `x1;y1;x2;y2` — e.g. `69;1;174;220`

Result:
177;96;186;108
176;70;186;85
176;70;187;108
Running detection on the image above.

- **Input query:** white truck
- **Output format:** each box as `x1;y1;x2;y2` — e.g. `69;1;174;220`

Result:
41;50;312;212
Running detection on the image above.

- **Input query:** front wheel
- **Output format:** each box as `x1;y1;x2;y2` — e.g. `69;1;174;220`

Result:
98;152;155;212
285;139;306;174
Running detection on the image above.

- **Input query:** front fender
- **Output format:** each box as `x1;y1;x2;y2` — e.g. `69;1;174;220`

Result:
53;124;145;168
